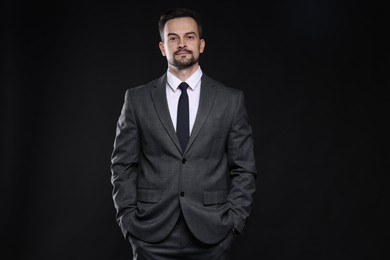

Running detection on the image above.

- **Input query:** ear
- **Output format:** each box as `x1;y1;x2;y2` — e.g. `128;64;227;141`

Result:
159;42;166;56
199;39;205;53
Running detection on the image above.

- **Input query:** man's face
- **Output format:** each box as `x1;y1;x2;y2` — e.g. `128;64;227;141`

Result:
159;17;205;70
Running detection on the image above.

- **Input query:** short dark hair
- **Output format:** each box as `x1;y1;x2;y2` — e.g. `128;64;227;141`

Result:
158;7;203;41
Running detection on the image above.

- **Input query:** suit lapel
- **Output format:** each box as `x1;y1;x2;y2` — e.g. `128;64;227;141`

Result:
150;75;182;152
150;74;217;155
185;75;216;154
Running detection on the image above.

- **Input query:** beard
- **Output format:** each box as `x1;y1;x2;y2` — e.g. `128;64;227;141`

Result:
169;50;198;70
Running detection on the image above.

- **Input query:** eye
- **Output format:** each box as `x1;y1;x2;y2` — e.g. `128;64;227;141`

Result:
187;35;195;40
168;35;178;42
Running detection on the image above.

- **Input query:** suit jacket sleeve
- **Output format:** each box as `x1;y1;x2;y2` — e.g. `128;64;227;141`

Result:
110;89;139;238
227;91;257;234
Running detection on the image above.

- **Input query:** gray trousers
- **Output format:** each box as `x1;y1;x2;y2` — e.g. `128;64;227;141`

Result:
127;214;235;260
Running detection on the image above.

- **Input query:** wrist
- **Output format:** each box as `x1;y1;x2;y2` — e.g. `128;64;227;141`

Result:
232;227;239;237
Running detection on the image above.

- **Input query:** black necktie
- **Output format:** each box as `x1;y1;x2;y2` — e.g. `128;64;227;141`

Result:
177;82;189;151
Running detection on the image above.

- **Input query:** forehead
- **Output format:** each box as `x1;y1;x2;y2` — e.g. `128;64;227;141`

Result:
163;17;198;35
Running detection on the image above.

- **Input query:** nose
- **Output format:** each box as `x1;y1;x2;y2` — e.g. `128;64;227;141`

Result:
178;38;186;48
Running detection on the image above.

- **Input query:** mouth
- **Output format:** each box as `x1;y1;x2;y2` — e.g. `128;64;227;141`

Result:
175;50;192;55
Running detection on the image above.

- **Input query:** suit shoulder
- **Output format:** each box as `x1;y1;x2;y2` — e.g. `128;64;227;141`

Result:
203;74;244;97
125;76;164;96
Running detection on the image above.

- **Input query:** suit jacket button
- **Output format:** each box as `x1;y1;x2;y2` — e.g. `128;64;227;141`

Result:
180;192;185;197
181;158;187;164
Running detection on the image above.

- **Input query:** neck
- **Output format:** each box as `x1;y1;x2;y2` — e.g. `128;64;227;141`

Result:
168;64;199;82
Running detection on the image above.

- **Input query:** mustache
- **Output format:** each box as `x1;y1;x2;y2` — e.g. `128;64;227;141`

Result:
175;49;192;55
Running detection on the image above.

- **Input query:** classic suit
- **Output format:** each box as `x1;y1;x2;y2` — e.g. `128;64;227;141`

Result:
111;73;257;246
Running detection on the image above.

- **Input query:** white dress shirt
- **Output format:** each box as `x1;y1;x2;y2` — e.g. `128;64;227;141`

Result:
166;67;202;135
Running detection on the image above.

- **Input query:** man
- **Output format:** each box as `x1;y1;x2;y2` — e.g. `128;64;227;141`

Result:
111;7;257;259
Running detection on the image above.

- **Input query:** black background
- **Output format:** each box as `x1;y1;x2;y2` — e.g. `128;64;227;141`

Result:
1;1;387;259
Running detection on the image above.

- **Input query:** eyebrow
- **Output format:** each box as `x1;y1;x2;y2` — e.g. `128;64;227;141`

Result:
167;31;197;37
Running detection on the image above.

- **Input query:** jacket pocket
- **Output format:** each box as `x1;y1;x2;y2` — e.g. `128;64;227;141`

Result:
137;189;162;203
203;190;228;205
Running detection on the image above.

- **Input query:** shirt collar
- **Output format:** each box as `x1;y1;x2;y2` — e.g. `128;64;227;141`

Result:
167;67;203;92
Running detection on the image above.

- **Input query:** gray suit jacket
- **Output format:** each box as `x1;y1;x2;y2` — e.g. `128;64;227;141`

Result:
111;73;257;244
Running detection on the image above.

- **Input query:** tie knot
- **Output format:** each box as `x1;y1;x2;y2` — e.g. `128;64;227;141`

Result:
178;82;189;92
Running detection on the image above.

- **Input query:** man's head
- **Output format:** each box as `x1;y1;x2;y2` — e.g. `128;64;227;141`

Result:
158;8;205;71
158;8;203;42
